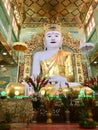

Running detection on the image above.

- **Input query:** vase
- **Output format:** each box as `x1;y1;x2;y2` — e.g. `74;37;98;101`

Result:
87;108;93;122
65;109;70;123
32;110;38;123
46;110;52;123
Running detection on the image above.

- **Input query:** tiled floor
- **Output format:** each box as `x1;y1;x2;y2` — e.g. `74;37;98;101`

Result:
10;123;98;130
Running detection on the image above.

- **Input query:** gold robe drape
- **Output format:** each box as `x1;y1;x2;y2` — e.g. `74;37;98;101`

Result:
40;50;74;82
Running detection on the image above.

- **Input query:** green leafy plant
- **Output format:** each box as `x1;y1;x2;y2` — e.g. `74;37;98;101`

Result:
59;93;72;110
59;91;77;110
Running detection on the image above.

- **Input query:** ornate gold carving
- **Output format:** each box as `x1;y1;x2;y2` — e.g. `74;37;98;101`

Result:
75;53;84;83
23;54;32;78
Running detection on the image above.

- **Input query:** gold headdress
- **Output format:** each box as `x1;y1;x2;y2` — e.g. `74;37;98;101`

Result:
44;24;61;33
43;24;62;50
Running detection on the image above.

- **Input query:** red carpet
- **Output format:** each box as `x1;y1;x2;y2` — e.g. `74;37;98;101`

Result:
11;123;98;130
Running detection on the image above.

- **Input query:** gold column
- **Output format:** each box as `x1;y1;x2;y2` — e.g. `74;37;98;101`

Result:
23;53;32;78
74;53;84;83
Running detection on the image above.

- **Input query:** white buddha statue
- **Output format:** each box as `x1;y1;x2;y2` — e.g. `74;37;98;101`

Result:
32;26;75;92
31;26;95;96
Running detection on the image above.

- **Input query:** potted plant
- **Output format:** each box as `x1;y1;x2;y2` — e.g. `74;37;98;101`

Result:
79;109;97;129
44;97;55;123
26;75;49;109
79;97;97;129
59;92;72;123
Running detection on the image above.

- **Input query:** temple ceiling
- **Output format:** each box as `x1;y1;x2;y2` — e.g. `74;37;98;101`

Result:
11;0;95;28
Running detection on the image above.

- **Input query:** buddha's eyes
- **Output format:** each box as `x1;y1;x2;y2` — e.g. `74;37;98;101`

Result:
48;35;51;37
55;35;58;37
47;34;59;37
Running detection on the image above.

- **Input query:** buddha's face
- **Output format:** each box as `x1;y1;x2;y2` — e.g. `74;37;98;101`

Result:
44;31;62;49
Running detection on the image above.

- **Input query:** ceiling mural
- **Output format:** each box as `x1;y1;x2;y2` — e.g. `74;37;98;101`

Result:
10;0;96;43
11;0;94;28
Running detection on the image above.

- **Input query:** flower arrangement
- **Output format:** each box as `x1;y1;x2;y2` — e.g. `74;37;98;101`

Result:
25;75;49;92
25;75;49;110
83;76;98;91
30;92;44;110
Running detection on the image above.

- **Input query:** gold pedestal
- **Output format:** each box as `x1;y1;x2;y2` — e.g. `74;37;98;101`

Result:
87;108;93;122
46;110;52;123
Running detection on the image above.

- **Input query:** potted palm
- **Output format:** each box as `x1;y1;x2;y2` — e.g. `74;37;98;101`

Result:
26;75;49;110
